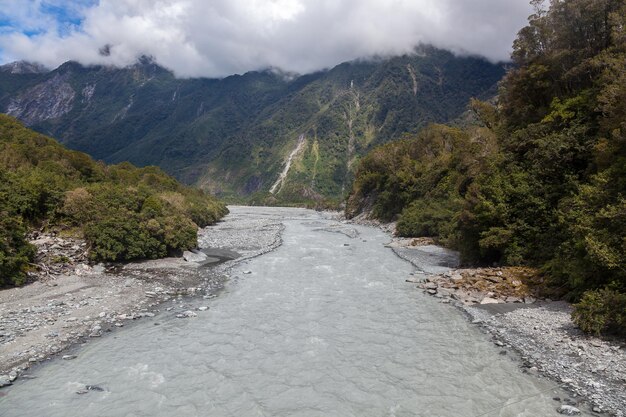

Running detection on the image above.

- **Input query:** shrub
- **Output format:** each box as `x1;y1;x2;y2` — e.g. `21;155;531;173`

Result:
572;289;626;336
85;212;166;262
396;198;461;242
0;214;35;286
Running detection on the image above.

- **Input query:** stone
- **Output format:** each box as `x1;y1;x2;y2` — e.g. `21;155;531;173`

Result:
176;310;197;318
524;296;536;304
89;325;102;337
480;297;501;304
62;355;77;360
0;375;12;388
243;270;252;275
197;306;209;311
557;405;581;415
183;250;207;263
92;264;106;274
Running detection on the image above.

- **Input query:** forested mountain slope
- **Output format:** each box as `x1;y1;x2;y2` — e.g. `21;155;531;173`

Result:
0;47;504;205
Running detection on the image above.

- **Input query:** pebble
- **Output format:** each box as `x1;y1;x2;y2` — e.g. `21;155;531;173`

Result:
176;311;197;318
62;355;77;360
557;405;581;415
197;306;209;311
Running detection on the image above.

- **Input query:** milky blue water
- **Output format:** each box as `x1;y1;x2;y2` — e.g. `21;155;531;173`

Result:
0;207;582;417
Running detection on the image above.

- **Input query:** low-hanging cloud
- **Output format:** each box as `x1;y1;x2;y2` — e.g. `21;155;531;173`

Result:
0;0;533;78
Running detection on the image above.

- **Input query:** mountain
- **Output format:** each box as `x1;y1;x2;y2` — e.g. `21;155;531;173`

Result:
0;47;505;205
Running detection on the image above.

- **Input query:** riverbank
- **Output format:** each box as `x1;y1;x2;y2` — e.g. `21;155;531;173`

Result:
0;207;284;387
350;218;625;416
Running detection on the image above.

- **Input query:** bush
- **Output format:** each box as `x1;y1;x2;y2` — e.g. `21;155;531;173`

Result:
572;289;626;336
396;198;461;242
0;214;35;286
85;212;166;262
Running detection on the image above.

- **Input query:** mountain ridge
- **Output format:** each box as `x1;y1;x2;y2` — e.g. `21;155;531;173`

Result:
0;46;505;205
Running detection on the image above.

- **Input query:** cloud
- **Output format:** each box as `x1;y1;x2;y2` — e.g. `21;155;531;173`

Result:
0;0;533;78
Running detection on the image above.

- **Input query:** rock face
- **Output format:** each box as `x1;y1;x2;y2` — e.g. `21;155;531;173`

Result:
7;73;75;125
0;61;47;74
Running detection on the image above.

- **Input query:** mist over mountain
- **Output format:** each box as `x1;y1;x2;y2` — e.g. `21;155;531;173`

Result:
0;0;531;78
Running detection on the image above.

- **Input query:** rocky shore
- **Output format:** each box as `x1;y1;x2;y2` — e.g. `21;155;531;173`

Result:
0;206;284;389
371;226;626;416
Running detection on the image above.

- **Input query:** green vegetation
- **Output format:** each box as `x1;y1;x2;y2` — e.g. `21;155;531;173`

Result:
0;115;227;286
0;50;504;205
347;0;626;336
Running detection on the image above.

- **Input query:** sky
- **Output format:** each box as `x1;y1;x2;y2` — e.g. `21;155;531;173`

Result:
0;0;534;78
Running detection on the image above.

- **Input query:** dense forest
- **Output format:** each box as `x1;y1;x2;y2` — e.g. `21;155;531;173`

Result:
0;115;227;287
347;0;626;335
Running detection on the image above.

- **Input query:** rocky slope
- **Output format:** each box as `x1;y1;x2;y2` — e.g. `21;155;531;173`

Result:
0;47;504;205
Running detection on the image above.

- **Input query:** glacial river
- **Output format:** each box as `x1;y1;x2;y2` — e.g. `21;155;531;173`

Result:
0;207;584;416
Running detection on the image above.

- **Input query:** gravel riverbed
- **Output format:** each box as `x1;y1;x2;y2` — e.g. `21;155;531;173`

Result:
3;207;624;416
0;206;284;387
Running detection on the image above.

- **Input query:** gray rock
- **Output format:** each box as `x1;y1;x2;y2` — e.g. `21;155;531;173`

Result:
480;297;501;304
557;405;581;415
0;375;12;388
62;355;77;360
422;282;438;290
197;306;209;311
176;310;197;318
183;251;207;263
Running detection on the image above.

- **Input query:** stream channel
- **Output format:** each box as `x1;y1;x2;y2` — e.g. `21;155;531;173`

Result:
0;207;586;416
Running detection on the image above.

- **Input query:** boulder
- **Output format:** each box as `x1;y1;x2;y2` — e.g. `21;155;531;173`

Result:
183;250;207;263
0;375;12;388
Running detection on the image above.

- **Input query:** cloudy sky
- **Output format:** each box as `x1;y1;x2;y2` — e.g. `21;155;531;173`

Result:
0;0;533;78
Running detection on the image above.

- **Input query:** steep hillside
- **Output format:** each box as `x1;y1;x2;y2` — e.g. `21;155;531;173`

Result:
0;47;504;205
0;115;227;286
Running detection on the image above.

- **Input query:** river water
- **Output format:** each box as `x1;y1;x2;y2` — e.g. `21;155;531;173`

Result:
0;207;584;417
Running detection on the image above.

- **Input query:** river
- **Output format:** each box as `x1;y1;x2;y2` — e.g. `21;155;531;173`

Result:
0;207;585;416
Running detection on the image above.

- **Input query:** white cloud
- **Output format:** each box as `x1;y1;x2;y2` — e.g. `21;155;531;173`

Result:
0;0;533;78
